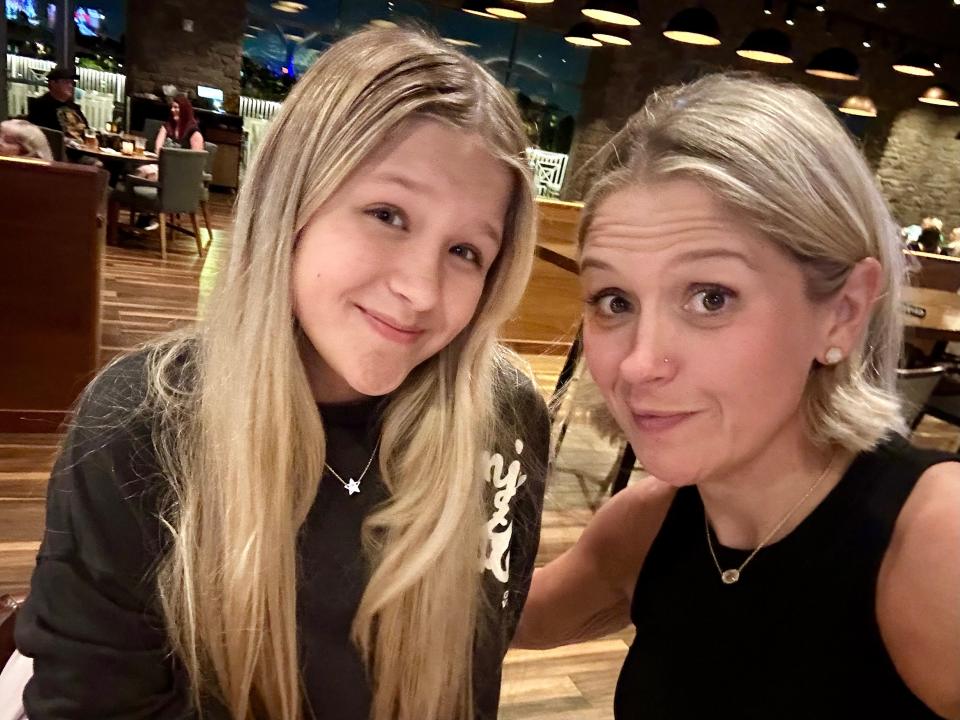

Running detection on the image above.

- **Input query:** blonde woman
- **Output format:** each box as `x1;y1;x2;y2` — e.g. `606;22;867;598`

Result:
17;27;549;720
0;120;53;161
516;74;960;718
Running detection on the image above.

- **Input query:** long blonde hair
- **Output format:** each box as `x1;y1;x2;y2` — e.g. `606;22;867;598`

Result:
578;72;906;452
142;27;535;719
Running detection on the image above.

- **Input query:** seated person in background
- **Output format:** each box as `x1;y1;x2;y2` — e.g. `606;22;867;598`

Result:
918;226;943;255
0;120;53;160
25;65;89;143
155;96;205;152
134;97;205;199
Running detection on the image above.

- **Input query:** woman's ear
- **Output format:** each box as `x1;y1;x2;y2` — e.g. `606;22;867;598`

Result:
817;257;883;364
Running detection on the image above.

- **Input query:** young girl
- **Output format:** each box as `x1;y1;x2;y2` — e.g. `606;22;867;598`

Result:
17;28;550;720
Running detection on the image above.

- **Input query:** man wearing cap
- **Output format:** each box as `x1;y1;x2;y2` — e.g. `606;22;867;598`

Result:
26;65;90;142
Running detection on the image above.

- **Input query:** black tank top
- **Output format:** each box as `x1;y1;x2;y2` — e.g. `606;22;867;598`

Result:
615;436;954;719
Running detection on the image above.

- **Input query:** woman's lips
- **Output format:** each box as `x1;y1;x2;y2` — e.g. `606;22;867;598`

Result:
630;411;699;433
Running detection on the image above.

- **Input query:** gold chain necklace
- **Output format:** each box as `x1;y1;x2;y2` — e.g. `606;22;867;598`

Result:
704;453;835;585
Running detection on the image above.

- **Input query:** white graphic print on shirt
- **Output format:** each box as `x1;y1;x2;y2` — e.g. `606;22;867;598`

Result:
483;438;527;598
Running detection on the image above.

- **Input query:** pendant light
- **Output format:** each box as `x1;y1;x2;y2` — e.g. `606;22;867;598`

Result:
270;1;307;12
485;1;527;19
593;25;632;45
892;51;936;77
565;22;603;47
461;0;498;18
806;47;860;81
581;0;641;26
839;95;877;117
919;85;959;107
663;7;721;46
736;28;792;64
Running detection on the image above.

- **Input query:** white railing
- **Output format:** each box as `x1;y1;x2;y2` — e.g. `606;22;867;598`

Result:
527;147;569;199
239;95;282;121
6;54;126;101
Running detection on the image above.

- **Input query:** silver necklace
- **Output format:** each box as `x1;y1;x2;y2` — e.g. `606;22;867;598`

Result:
705;453;835;585
324;440;380;496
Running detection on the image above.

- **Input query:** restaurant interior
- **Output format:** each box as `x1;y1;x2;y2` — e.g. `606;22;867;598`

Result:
2;0;960;716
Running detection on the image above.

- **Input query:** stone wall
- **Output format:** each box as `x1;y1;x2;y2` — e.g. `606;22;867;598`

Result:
876;107;960;230
561;1;960;229
125;0;246;113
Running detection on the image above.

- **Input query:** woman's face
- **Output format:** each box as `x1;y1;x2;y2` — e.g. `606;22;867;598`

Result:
581;179;838;486
292;118;512;403
170;103;180;122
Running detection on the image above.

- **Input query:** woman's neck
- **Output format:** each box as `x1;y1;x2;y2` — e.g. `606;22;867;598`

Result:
697;424;848;550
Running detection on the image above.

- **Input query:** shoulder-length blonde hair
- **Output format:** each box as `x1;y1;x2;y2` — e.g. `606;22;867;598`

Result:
143;26;535;719
578;72;906;453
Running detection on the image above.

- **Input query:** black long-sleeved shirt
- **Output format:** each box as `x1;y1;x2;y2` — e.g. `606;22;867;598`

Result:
16;350;550;719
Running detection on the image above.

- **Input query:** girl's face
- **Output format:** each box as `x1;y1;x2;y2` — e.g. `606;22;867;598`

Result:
580;179;842;486
292;118;513;403
171;103;180;122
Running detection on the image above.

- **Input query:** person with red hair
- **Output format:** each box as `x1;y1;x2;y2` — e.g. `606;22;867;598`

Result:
155;96;205;152
136;96;207;228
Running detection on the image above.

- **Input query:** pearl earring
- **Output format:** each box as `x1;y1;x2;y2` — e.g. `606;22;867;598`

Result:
824;347;843;365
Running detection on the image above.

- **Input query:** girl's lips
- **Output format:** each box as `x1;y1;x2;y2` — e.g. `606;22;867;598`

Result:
358;306;423;345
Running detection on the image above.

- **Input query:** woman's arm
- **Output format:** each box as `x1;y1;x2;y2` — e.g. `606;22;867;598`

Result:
154;125;167;154
512;476;674;649
877;462;960;720
190;130;205;152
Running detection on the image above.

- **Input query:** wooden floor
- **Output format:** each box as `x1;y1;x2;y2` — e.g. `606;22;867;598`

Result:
3;194;958;719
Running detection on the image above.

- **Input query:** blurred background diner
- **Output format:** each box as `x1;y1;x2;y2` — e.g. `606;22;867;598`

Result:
2;1;960;717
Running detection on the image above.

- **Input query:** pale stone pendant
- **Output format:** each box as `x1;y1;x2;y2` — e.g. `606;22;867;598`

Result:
721;569;740;584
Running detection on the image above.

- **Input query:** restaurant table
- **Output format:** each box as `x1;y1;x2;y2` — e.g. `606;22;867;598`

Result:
535;239;579;275
65;143;157;185
902;286;960;348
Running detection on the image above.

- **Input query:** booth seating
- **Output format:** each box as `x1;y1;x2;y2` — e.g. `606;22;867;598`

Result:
0;157;107;432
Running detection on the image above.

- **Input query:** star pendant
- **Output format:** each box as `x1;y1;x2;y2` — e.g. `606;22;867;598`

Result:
345;478;361;495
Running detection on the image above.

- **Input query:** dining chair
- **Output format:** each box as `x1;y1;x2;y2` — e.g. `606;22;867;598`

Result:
109;147;208;260
200;141;218;243
38;127;65;162
143;118;165;152
896;365;947;429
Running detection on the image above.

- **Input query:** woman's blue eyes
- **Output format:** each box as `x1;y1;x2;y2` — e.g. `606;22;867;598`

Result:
365;206;483;267
585;286;736;318
685;287;733;315
586;291;632;316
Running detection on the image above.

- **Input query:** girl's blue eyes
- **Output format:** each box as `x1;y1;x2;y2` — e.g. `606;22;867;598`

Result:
365;206;483;267
368;206;405;228
451;245;481;265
